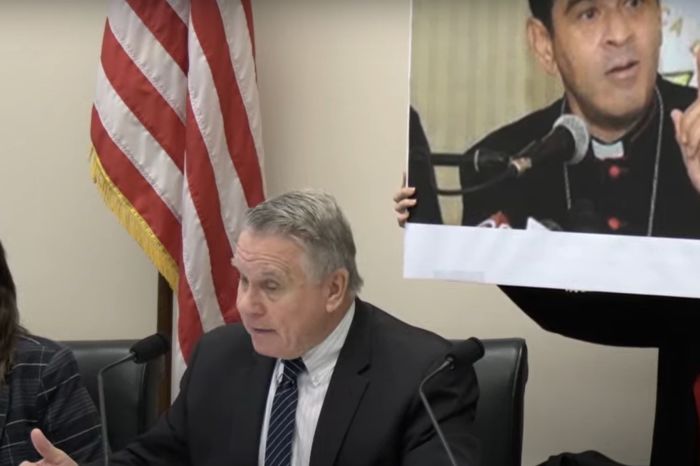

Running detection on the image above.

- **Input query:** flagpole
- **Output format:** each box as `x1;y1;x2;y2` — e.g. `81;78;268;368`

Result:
156;273;173;411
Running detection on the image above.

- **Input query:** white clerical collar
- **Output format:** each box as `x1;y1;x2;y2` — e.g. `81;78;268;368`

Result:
591;139;625;160
562;86;658;162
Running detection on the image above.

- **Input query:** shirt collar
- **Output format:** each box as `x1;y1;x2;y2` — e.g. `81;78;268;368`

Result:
299;301;355;386
561;86;659;161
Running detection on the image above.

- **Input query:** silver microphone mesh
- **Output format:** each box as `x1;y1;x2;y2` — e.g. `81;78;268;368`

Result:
554;114;590;165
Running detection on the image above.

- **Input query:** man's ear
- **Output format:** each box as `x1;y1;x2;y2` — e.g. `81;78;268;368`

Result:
527;17;558;76
324;268;349;313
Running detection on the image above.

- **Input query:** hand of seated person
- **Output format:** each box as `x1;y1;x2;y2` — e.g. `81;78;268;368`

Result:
19;429;77;466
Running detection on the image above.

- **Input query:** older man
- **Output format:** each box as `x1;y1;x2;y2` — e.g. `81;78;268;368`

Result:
23;190;479;466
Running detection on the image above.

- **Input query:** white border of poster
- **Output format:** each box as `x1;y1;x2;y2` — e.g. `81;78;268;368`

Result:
404;224;700;298
404;0;700;298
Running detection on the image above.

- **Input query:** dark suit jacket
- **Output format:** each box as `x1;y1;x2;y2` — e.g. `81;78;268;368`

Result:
95;299;479;466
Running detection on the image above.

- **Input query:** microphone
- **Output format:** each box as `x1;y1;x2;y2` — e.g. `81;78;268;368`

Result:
129;333;170;363
432;148;511;174
509;114;590;176
98;333;170;465
418;115;589;197
409;146;513;199
419;338;485;466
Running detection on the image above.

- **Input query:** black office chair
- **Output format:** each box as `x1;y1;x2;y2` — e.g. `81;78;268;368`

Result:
472;338;529;466
63;340;165;451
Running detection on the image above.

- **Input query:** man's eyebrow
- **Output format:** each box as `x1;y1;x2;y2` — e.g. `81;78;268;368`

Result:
229;260;286;278
259;268;288;280
564;0;592;14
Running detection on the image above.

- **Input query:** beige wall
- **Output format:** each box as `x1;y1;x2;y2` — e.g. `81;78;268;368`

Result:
0;1;657;465
0;0;157;339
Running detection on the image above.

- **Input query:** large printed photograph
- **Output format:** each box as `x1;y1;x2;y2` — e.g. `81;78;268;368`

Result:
404;0;700;297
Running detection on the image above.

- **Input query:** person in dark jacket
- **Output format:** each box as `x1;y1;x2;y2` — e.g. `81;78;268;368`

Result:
22;190;479;466
0;240;102;465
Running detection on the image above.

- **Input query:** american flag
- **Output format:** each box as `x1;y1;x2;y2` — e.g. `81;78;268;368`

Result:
89;0;264;386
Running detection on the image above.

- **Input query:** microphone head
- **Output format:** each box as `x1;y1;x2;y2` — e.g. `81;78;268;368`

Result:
448;337;485;367
554;114;590;165
130;333;170;364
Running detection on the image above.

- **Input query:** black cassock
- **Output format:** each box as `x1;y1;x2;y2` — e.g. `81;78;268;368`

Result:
458;76;700;239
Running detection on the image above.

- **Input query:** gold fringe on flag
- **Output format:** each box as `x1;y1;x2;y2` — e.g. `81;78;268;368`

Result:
90;147;179;291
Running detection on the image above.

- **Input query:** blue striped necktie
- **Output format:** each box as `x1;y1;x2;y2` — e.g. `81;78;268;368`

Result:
265;358;306;466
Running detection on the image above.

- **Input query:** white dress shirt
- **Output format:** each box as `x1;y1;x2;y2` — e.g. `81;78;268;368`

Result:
258;302;356;466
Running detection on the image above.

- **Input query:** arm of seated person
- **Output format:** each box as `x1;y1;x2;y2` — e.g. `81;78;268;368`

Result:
38;346;102;463
23;344;204;466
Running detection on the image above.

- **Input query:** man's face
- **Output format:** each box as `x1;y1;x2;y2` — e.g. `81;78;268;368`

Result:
545;0;662;133
232;229;338;359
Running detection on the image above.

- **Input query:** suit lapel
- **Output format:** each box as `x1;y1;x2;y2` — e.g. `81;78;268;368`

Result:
229;351;275;464
309;299;372;466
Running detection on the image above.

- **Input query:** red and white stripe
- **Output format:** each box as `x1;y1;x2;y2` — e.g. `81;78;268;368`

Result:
91;0;264;387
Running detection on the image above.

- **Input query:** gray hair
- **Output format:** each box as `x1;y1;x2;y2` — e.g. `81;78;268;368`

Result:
241;189;363;295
